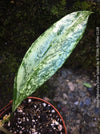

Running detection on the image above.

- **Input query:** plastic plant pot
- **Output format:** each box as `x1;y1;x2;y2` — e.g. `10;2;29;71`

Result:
0;97;67;134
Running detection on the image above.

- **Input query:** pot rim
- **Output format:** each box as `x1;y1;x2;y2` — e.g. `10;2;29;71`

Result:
0;96;67;134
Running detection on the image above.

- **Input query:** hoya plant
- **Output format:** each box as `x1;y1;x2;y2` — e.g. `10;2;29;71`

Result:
12;11;92;112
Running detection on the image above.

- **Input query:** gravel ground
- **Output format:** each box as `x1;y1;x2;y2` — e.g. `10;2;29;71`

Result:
0;67;100;134
45;67;100;134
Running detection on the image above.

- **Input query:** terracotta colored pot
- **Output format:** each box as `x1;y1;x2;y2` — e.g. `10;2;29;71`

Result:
0;97;67;134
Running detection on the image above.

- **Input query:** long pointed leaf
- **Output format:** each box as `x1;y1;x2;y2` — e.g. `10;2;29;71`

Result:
12;11;92;112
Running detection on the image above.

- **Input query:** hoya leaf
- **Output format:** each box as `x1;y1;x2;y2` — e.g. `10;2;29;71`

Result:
12;11;92;112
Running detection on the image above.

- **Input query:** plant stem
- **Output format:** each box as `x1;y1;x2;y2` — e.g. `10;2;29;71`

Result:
0;126;14;134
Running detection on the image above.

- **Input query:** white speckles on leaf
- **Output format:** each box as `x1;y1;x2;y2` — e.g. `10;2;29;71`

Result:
12;11;92;112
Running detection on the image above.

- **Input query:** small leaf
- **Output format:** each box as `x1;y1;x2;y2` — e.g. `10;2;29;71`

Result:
83;82;92;88
12;11;92;112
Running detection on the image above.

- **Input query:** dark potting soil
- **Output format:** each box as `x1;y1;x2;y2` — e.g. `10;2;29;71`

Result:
0;98;65;134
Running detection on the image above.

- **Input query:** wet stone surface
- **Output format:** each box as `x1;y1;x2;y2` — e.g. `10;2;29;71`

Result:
0;98;65;134
46;67;100;134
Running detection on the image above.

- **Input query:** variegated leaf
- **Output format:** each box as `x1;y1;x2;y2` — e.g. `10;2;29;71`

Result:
12;11;92;112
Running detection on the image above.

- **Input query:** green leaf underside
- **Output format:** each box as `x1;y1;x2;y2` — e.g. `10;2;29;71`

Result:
12;11;92;112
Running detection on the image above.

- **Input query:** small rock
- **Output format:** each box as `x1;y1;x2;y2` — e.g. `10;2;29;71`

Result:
87;88;92;91
89;122;96;127
8;121;10;127
22;127;25;130
61;106;68;114
28;99;31;103
74;101;79;105
61;70;67;78
84;114;91;123
94;107;100;114
80;91;86;97
17;109;23;113
19;131;22;134
62;101;67;105
58;124;62;131
42;103;46;107
67;70;72;75
68;82;75;91
34;132;38;134
43;97;50;101
23;117;25;121
32;119;35;122
87;87;95;96
18;120;22;124
72;127;79;134
63;93;68;99
31;128;36;133
76;120;80;124
52;119;59;125
79;101;84;107
69;93;73;97
51;109;55;113
57;102;61;109
84;97;91;106
26;118;29;121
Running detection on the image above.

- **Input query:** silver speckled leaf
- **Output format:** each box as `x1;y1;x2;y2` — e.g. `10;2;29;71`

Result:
12;11;92;112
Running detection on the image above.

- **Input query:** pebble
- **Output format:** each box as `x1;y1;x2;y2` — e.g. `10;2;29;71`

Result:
18;120;22;124
74;101;79;105
22;127;25;130
87;88;92;91
87;88;94;95
67;70;72;75
52;119;59;125
19;131;22;134
89;122;96;127
31;128;36;133
79;101;84;107
17;109;23;113
94;107;100;114
61;70;67;78
42;103;46;107
63;93;68;99
80;91;86;97
57;103;61;109
84;98;91;106
68;82;75;91
23;117;25;121
61;106;68;114
32;119;35;122
43;97;50;101
34;105;37;108
84;114;91;123
76;120;80;124
51;109;55;113
28;99;32;103
62;100;67;105
8;121;10;127
26;118;29;121
58;124;62;131
34;132;38;134
69;93;73;97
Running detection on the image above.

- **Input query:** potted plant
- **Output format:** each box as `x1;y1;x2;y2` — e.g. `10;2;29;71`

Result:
0;11;92;134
